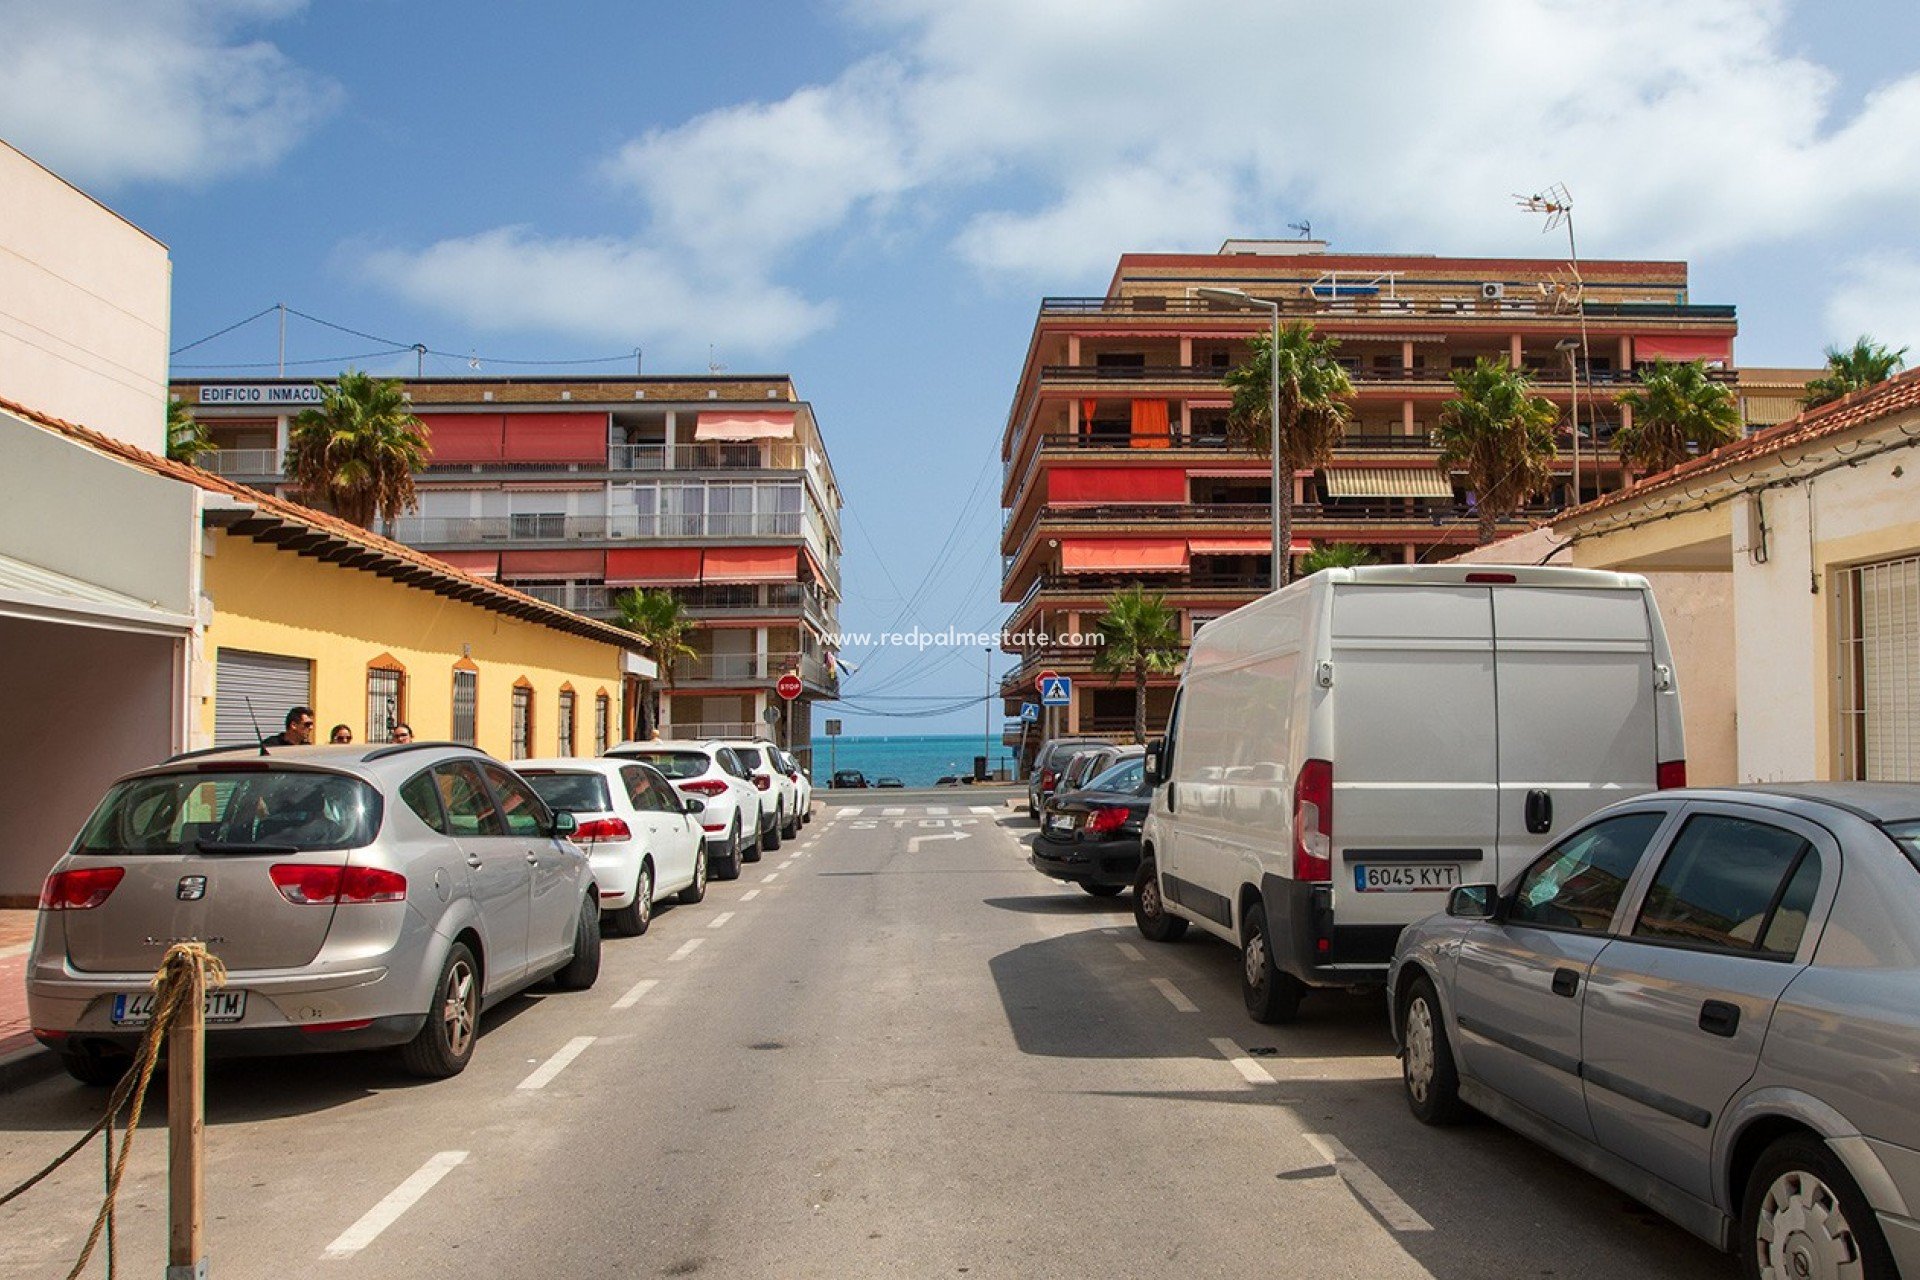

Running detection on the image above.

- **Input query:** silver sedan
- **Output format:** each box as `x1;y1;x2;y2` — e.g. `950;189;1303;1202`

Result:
1389;784;1920;1280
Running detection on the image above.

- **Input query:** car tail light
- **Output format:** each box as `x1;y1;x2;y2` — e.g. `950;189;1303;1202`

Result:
270;864;406;905
38;867;125;910
788;770;801;782
681;779;729;797
1086;807;1131;835
572;817;632;843
1293;759;1333;882
1656;760;1688;790
702;823;725;833
1464;571;1517;584
754;775;771;792
1040;769;1058;792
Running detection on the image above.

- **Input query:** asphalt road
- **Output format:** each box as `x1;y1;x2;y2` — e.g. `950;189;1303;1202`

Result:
0;795;1726;1279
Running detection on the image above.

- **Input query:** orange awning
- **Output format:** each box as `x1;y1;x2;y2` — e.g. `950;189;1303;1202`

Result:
1048;466;1188;505
693;410;796;441
606;547;703;584
431;550;500;578
1060;538;1190;572
1188;536;1313;554
701;546;799;584
1633;334;1733;365
500;549;606;579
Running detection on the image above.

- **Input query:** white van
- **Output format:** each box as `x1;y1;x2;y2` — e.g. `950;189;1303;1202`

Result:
1134;564;1685;1023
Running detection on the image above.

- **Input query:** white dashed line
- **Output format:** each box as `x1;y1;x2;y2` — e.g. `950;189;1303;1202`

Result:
839;807;864;818
1211;1036;1277;1084
708;911;736;929
1304;1133;1433;1232
1151;977;1199;1013
740;889;761;902
669;938;706;960
611;978;659;1010
763;872;780;883
324;1151;468;1258
925;806;949;815
1116;942;1145;962
881;807;905;817
517;1036;595;1091
777;858;795;869
970;805;996;815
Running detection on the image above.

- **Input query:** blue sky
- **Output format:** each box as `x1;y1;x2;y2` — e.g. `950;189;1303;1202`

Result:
6;0;1920;736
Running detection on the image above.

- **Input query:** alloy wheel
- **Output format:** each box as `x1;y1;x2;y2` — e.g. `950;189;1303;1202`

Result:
442;959;476;1058
637;867;653;928
1755;1170;1864;1280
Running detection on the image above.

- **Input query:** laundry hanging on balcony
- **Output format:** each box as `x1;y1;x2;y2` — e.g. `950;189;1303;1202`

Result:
1130;399;1171;448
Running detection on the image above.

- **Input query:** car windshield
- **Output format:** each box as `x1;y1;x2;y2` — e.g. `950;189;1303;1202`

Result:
1885;820;1920;870
74;769;383;854
521;771;612;813
1084;759;1145;794
618;751;710;780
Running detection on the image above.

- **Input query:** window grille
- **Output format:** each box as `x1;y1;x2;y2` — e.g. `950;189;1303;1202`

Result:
558;690;577;756
367;667;405;743
511;685;533;760
595;694;611;752
452;669;478;745
1838;554;1920;781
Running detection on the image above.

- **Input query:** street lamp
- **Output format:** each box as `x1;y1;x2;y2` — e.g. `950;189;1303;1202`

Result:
1196;286;1284;588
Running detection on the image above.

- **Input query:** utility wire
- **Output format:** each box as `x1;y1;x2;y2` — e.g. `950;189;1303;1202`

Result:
170;305;279;355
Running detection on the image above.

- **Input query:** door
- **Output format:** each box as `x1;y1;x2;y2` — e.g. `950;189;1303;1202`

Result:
1451;810;1670;1140
1582;808;1831;1200
479;761;574;971
213;649;312;746
627;765;695;890
434;760;528;990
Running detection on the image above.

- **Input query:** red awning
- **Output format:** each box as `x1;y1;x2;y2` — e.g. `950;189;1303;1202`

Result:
500;549;606;579
418;413;505;463
701;546;799;584
502;413;608;464
693;410;796;442
1633;334;1733;365
606;547;703;584
1188;536;1313;554
431;550;500;578
1059;538;1190;572
1048;467;1188;505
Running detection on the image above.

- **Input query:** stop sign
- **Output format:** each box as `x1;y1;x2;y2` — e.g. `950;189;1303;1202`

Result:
1034;669;1059;693
775;673;803;701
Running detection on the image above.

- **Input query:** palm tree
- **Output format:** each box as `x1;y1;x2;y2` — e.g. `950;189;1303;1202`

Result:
1613;359;1743;477
614;588;699;735
1299;543;1376;575
1223;323;1355;587
1802;336;1908;408
1091;585;1184;744
287;369;431;528
166;399;218;466
1434;357;1560;545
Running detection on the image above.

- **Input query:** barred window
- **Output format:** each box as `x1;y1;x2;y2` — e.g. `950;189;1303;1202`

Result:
595;693;610;753
1838;555;1920;781
511;682;533;760
452;668;478;746
558;688;577;757
367;663;406;744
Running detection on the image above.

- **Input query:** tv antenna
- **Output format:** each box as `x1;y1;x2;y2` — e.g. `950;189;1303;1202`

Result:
1288;220;1313;241
707;344;726;375
1515;184;1573;232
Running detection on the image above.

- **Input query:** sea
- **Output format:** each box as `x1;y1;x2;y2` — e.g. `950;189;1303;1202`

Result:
813;734;1015;788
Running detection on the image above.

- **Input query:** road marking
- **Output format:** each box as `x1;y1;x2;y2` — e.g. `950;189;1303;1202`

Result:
611;978;658;1010
708;911;736;929
324;1151;468;1258
518;1036;595;1091
881;807;905;817
1304;1133;1432;1233
1116;942;1145;962
925;805;949;815
740;889;761;902
763;872;780;882
907;830;972;852
970;805;996;815
778;858;795;869
839;807;864;817
670;938;706;960
1211;1036;1276;1085
1151;977;1199;1013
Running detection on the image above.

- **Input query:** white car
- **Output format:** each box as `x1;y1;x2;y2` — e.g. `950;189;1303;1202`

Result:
605;741;763;879
776;748;813;824
721;740;800;849
518;758;708;936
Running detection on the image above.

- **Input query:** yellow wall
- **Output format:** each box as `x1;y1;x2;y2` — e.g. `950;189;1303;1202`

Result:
198;532;627;757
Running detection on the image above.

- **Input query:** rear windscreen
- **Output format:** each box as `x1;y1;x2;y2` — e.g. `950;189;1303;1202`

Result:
521;772;612;813
619;751;711;780
1086;759;1146;794
75;771;382;854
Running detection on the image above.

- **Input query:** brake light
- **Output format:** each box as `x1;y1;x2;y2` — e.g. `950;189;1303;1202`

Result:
39;867;125;910
1464;572;1517;584
681;779;729;797
1293;759;1333;881
1040;769;1058;791
788;770;801;782
754;775;771;792
1656;760;1688;790
572;817;632;843
270;864;407;905
1086;807;1131;835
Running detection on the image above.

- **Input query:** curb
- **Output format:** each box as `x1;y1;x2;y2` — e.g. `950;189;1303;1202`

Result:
0;1039;60;1090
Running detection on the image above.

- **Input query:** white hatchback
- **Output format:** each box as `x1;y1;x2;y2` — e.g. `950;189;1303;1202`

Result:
518;758;708;936
605;741;763;880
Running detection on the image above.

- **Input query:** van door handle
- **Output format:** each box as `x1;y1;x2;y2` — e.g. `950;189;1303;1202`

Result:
1551;967;1580;998
1699;1000;1740;1038
466;855;483;869
1525;789;1553;835
526;852;539;865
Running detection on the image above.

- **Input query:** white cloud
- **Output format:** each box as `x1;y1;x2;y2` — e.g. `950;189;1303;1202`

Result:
0;0;338;187
1824;255;1920;356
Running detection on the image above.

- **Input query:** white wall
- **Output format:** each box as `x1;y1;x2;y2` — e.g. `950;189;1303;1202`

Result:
0;141;171;452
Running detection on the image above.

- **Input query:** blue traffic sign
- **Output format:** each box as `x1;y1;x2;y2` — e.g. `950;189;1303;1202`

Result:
1019;702;1040;723
1039;676;1072;706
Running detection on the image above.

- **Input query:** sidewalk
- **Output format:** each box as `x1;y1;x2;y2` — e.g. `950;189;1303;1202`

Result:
0;908;53;1086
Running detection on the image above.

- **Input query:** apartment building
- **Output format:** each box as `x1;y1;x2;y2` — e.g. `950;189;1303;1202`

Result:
998;239;1739;751
170;375;843;761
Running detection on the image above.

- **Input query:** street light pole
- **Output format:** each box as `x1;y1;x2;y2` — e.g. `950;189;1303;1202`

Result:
1197;287;1285;588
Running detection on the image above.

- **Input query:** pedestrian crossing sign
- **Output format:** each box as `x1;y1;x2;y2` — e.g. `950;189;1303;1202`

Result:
1039;676;1071;706
1019;702;1040;723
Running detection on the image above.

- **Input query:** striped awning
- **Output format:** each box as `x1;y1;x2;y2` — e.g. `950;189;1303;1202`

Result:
1324;467;1454;499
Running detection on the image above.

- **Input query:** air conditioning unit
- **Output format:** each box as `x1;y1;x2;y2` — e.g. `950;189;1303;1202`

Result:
1480;282;1506;300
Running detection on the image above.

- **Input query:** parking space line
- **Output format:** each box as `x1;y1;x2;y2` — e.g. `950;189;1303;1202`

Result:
611;978;659;1010
970;805;996;815
1211;1036;1276;1084
777;858;795;869
925;806;949;815
740;889;761;902
763;872;780;882
707;911;736;929
324;1151;468;1258
669;938;706;960
1304;1133;1432;1233
1116;942;1145;962
1151;977;1199;1013
838;807;864;817
517;1036;595;1091
881;807;905;817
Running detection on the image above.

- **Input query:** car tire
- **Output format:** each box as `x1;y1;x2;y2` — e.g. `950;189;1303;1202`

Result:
1027;802;1038;821
765;808;784;851
1241;902;1304;1024
1400;974;1468;1125
1133;857;1188;943
716;822;744;881
1739;1134;1897;1280
782;806;801;840
609;862;653;937
678;848;709;905
400;942;480;1079
550;896;602;991
744;818;765;863
1082;883;1125;898
60;1046;130;1088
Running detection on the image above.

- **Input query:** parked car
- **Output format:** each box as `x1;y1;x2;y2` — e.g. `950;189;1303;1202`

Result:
1137;564;1686;1025
1059;744;1140;797
1032;754;1151;897
605;740;762;878
775;748;813;824
832;771;869;789
28;743;601;1084
517;758;708;936
1390;784;1920;1280
1027;737;1110;820
876;777;905;789
721;739;800;848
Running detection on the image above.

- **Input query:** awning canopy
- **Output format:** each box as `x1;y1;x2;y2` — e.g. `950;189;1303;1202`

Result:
502;413;608;464
1324;467;1454;499
500;548;606;580
430;550;500;579
1060;537;1190;573
1048;466;1188;505
1188;535;1312;555
606;547;703;584
693;410;796;442
417;413;505;464
1634;334;1734;366
701;546;799;584
0;552;197;635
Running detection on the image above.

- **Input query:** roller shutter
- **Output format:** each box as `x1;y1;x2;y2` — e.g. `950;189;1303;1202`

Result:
214;649;312;746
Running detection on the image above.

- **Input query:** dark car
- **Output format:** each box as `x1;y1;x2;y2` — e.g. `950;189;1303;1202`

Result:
876;777;905;789
832;771;868;789
1025;737;1110;820
1031;755;1150;897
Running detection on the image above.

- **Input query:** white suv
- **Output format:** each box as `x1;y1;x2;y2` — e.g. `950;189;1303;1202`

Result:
606;741;763;879
775;748;812;824
722;740;800;849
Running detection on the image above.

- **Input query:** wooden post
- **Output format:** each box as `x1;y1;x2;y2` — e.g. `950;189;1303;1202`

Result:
168;963;207;1279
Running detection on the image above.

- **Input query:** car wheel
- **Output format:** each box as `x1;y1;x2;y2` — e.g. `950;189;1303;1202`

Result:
678;848;709;905
1740;1134;1897;1280
744;817;765;863
1400;974;1468;1125
716;822;744;880
1082;883;1125;898
609;863;653;937
550;896;602;991
765;808;784;850
782;806;800;840
1133;857;1188;943
1241;902;1303;1024
60;1045;130;1088
1027;802;1038;821
400;942;480;1079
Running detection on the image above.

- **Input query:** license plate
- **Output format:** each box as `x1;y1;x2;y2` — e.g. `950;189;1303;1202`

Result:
1354;864;1462;892
111;990;247;1026
1045;814;1075;832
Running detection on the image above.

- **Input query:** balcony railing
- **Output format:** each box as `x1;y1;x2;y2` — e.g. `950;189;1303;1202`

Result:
677;651;838;689
1034;429;1440;452
1032;500;1561;526
1037;362;1734;387
389;512;807;544
1038;295;1737;322
607;441;813;472
506;581;615;612
203;448;284;477
660;720;760;742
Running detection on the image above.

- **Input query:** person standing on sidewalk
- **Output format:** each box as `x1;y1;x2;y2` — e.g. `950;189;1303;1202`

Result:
263;706;315;747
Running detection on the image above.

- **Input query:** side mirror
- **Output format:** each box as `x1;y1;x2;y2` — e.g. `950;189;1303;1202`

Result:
1446;884;1496;919
683;797;707;816
1143;738;1167;787
551;811;578;837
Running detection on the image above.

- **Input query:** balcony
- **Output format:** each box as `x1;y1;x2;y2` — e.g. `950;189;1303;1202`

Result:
507;581;615;612
1036;362;1733;389
1037;295;1737;322
389;512;808;544
607;441;814;472
203;447;284;478
677;651;839;693
660;719;761;742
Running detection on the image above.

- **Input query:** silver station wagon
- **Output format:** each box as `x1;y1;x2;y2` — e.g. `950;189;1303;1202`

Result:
1389;784;1920;1280
28;743;602;1084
